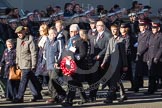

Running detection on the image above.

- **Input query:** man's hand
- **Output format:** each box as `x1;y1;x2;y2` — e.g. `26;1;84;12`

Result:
67;56;72;60
96;55;100;60
31;68;36;72
54;63;60;69
123;67;128;72
100;63;105;69
135;54;140;61
0;67;1;73
153;58;158;64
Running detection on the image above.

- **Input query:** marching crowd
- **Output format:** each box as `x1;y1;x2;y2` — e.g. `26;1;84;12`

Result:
0;0;162;107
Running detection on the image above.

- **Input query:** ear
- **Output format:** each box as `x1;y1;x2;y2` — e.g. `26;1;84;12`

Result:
158;27;160;31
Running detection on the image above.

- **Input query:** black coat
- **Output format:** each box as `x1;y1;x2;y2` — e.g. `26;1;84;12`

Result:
88;29;98;40
94;31;111;60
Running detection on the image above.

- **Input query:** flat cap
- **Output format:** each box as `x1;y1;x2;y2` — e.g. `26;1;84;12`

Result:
15;26;25;33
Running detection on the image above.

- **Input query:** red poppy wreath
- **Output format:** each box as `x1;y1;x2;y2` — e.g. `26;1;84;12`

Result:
60;56;77;76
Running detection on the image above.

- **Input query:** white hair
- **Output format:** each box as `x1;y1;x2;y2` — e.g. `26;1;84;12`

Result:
70;24;80;31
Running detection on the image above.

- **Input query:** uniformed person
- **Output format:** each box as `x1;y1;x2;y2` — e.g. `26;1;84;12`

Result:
134;21;151;92
145;22;162;94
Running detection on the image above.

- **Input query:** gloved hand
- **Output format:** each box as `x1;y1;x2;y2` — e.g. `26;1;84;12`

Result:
153;58;158;64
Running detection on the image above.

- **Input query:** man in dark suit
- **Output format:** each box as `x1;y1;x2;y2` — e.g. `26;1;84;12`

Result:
87;20;111;102
145;22;162;94
134;21;151;92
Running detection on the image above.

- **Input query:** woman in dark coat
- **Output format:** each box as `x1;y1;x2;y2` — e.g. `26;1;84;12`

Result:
0;39;19;101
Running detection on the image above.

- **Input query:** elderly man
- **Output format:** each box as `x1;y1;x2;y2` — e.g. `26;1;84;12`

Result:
62;24;88;107
13;26;42;103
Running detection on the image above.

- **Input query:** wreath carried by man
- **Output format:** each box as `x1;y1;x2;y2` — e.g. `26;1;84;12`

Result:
60;56;77;76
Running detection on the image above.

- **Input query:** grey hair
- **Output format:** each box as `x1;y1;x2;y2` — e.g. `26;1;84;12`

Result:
6;39;14;45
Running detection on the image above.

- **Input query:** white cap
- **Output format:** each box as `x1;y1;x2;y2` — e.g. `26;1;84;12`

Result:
142;8;149;12
137;11;144;15
40;17;50;22
20;16;27;20
0;15;8;19
8;19;18;23
107;12;115;17
27;12;34;17
128;12;137;17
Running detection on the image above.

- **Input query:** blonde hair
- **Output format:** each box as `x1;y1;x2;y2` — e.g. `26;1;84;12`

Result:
48;26;57;35
79;29;88;42
39;24;48;36
55;20;64;26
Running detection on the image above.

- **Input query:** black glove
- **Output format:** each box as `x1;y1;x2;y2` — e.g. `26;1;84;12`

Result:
31;68;36;72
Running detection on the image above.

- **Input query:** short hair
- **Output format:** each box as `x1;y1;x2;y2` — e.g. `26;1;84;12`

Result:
70;24;80;31
55;20;64;25
79;29;88;42
6;39;14;45
110;24;119;29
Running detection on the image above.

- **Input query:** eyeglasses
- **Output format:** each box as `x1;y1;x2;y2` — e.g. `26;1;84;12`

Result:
96;25;104;27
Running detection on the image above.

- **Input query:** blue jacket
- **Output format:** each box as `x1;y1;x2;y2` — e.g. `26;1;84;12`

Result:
45;34;65;71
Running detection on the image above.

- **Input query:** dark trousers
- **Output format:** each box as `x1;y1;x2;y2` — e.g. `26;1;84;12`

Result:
148;62;159;93
48;69;66;99
134;59;148;91
0;78;6;97
7;79;20;99
16;69;42;99
66;80;87;103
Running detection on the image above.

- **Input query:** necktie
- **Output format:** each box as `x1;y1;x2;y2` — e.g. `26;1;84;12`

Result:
96;34;100;42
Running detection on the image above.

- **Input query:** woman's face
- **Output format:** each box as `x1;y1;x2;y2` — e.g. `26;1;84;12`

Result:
48;29;57;40
6;42;13;49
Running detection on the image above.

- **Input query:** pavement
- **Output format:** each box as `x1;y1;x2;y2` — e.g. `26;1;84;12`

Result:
0;80;162;108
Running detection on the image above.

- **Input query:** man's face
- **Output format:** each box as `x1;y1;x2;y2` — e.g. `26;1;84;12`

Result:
96;21;104;32
152;27;160;34
90;23;96;29
139;25;146;32
129;15;136;22
17;31;25;39
70;30;78;37
111;27;119;36
55;22;62;32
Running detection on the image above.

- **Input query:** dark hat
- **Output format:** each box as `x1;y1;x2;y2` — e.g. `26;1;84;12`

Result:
152;21;160;28
120;23;128;28
15;26;25;33
139;20;148;26
89;19;96;24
